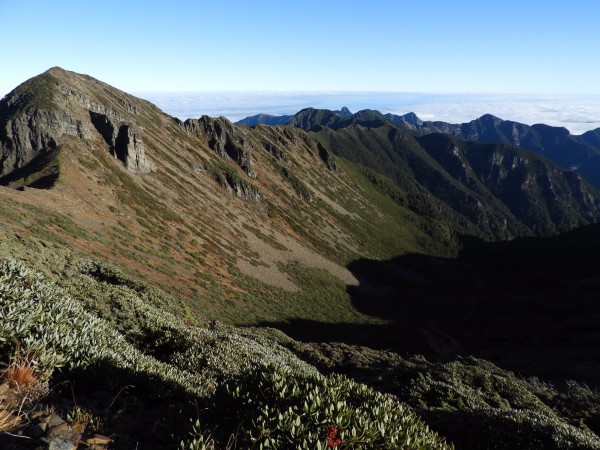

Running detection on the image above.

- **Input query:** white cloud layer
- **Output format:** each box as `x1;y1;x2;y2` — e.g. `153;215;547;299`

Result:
137;92;600;135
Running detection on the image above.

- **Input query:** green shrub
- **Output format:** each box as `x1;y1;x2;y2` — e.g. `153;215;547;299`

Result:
182;365;452;450
0;259;314;400
0;258;126;374
398;357;600;450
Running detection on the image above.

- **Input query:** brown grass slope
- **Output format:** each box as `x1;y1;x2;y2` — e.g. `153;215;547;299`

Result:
0;67;451;325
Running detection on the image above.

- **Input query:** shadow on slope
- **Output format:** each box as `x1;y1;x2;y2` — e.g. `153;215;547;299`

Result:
0;147;60;189
265;224;600;385
0;359;197;450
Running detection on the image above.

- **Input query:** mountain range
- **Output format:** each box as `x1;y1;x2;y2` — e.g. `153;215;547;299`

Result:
2;67;600;449
240;107;600;239
237;107;600;189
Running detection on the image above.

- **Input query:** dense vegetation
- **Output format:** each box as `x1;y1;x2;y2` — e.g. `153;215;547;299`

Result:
0;258;450;449
4;255;600;449
291;342;600;450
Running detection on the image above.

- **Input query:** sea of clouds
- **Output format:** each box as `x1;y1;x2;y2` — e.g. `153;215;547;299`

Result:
136;92;600;135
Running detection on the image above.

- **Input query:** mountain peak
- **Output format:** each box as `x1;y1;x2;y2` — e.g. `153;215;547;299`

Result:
354;109;386;120
478;113;502;122
402;112;423;125
335;106;353;118
0;67;161;187
45;66;68;76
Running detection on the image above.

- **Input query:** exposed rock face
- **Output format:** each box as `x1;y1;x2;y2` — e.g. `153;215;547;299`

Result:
382;113;600;191
0;69;156;186
313;122;600;239
89;112;156;173
184;116;256;178
0;107;83;180
334;106;353;118
416;133;600;234
264;142;287;160
57;83;131;122
317;142;337;172
217;175;263;202
116;124;155;173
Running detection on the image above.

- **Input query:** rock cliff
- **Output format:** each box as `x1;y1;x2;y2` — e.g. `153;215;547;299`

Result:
184;116;256;178
0;67;156;187
89;112;156;173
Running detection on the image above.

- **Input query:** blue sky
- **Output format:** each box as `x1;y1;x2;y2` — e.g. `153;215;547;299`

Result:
1;0;599;96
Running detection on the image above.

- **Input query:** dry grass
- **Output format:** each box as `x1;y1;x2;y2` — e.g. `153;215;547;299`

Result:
0;354;50;436
0;408;23;433
4;364;36;392
3;353;38;391
1;352;48;406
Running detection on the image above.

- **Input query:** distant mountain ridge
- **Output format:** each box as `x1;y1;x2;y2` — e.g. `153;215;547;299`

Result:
236;107;600;188
235;113;293;127
312;122;600;239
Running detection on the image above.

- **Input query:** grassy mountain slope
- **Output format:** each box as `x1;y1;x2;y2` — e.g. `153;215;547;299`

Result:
313;123;600;239
0;258;454;449
0;67;456;328
3;68;600;449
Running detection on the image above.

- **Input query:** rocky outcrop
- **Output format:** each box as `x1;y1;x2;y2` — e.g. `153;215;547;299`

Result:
0;107;86;186
184;116;256;178
57;83;130;122
264;142;287;160
207;162;262;202
218;175;263;202
89;112;156;173
0;71;156;185
317;142;337;172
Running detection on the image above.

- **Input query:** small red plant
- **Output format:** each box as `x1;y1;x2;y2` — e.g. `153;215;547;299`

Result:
3;354;37;391
326;425;342;448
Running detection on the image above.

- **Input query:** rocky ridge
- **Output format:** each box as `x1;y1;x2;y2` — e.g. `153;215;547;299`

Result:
313;122;600;239
183;115;256;178
238;107;600;189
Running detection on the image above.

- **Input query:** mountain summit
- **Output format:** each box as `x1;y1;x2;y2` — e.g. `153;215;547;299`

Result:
0;67;158;188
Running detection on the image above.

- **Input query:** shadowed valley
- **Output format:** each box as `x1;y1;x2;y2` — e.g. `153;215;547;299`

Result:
267;224;600;385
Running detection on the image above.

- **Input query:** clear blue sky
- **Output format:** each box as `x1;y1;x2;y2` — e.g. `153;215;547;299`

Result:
1;0;599;96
